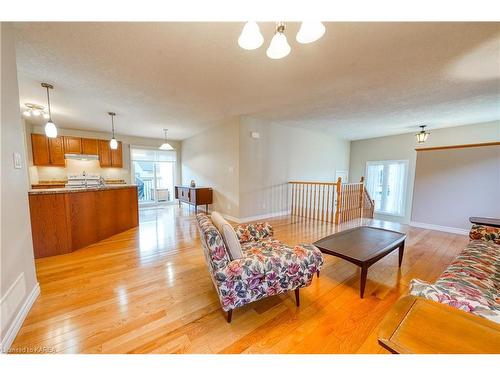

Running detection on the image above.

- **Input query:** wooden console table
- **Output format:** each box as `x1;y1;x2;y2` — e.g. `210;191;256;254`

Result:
175;186;212;213
378;296;500;353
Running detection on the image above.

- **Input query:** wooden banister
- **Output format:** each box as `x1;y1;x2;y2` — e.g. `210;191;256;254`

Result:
289;177;374;224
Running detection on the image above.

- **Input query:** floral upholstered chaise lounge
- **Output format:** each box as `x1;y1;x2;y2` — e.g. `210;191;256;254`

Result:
196;212;324;322
409;224;500;323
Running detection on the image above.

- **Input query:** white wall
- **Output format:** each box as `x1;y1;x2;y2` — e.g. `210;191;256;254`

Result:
0;22;39;352
26;124;182;186
349;121;500;224
181;117;240;218
412;145;500;231
238;117;350;219
181;116;350;221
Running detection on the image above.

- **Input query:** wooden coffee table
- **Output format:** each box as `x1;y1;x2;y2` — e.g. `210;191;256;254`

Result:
314;226;406;298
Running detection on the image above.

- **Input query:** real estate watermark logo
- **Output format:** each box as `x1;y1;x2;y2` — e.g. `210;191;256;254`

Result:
7;346;56;354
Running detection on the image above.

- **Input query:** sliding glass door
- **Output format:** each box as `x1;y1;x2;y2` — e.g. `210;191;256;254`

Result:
131;148;176;206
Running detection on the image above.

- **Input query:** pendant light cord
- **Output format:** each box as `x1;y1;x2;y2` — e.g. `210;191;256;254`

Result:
46;86;52;121
111;114;115;138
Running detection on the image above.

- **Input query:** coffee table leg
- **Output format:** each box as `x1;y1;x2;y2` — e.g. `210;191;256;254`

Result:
398;241;405;267
360;266;368;298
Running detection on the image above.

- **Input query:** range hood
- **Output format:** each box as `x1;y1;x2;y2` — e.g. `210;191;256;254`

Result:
65;153;99;161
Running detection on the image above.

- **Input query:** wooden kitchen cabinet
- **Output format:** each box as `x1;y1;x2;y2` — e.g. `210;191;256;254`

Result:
48;137;66;165
31;134;66;166
32;133;122;168
98;140;112;167
31;134;50;165
63;136;82;154
111;141;123;168
81;138;99;155
99;139;123;168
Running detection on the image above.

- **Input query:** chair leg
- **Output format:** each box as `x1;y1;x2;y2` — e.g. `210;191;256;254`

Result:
227;309;233;323
317;270;320;277
294;288;300;307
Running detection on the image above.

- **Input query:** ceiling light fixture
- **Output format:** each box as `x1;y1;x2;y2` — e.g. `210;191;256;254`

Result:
239;21;326;59
266;22;291;60
415;125;430;143
41;83;57;138
108;112;118;150
159;129;174;150
238;21;264;50
296;21;326;44
23;103;49;119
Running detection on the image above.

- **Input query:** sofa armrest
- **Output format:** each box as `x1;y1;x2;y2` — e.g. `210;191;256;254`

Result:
234;222;274;243
469;224;500;244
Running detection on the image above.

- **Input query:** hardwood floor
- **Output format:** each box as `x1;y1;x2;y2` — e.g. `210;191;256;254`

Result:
10;206;468;354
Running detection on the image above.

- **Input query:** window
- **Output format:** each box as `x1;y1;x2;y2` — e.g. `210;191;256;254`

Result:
131;148;176;205
365;160;408;216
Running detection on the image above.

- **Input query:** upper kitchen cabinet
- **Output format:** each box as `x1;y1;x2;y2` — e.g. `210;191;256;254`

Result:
81;138;99;155
63;136;82;154
111;141;123;168
98;139;122;167
48;137;66;165
31;134;50;165
31;134;66;166
98;139;112;167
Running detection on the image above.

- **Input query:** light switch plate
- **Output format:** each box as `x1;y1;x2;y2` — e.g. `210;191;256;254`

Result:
251;131;260;139
13;152;22;169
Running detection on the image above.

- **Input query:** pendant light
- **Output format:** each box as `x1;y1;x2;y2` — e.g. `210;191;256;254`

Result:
296;21;326;44
238;21;264;50
415;125;430;143
266;22;291;60
108;112;118;149
41;83;57;138
159;128;174;150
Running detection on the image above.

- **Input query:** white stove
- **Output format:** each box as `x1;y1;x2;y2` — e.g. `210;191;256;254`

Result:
66;173;103;189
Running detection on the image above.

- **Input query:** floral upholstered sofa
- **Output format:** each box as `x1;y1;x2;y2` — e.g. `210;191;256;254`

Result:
409;224;500;323
196;212;324;322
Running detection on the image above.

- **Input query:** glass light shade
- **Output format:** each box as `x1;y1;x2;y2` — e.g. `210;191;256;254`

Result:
23;110;31;117
159;142;174;151
32;109;41;116
296;22;326;44
110;137;118;150
266;32;291;59
415;131;429;143
238;21;264;50
45;121;57;138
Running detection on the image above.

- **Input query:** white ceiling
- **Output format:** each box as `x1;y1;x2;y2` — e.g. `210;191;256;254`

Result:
13;22;500;141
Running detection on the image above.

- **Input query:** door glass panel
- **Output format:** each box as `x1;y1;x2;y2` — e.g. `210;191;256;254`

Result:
133;160;155;204
131;148;176;206
366;160;407;216
155;162;174;203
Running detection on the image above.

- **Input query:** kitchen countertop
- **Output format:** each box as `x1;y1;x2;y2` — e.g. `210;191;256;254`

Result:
28;184;137;195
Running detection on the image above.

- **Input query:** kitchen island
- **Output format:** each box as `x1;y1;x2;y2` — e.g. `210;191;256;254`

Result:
29;185;138;258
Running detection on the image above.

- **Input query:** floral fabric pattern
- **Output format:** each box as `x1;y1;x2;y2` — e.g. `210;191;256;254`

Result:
196;213;324;312
410;237;500;323
234;222;274;243
469;224;500;244
196;214;230;272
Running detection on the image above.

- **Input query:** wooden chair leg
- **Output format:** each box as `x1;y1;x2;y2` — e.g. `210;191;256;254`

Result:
317;270;320;277
227;309;233;323
294;288;300;307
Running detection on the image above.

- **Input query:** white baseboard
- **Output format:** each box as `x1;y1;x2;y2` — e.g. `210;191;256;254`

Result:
0;282;40;353
223;210;291;224
410;221;469;235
